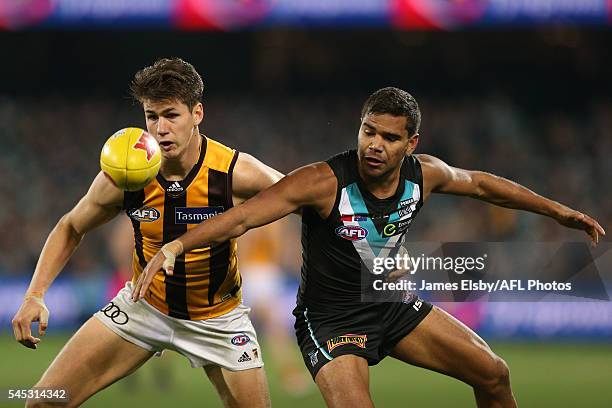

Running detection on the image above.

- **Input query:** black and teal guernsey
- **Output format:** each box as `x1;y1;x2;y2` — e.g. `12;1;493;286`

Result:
298;150;424;310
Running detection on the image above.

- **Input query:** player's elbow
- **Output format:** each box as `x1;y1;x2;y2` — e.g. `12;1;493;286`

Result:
224;209;250;242
56;213;85;243
471;171;503;201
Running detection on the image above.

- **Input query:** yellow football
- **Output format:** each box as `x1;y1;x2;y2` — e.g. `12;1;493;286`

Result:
100;127;161;191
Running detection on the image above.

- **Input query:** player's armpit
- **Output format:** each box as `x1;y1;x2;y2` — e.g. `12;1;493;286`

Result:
231;153;284;206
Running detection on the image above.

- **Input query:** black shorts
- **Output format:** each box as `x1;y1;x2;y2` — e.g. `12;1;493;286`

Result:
293;297;433;379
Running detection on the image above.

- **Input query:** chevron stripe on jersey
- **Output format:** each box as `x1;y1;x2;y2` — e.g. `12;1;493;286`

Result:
338;180;421;272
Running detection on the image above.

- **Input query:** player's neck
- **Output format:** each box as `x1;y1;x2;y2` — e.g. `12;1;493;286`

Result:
359;165;402;200
160;129;202;181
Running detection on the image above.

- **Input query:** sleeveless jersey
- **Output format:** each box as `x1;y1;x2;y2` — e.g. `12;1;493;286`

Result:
298;150;424;309
123;136;240;320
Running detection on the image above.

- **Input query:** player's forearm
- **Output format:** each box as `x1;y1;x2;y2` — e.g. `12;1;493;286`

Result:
175;206;249;254
473;172;566;218
27;215;84;296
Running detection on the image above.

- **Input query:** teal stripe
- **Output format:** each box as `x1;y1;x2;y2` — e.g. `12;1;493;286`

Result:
388;181;415;223
304;309;333;361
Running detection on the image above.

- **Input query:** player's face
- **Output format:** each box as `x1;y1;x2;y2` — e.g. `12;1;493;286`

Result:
357;113;419;179
143;99;203;159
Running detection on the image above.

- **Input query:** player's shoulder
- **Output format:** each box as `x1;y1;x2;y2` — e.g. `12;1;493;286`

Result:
89;171;124;207
413;154;449;174
203;136;237;173
287;161;337;195
413;153;440;166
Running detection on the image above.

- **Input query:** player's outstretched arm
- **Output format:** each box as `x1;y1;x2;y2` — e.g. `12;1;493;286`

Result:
12;172;123;349
417;154;606;245
132;162;336;301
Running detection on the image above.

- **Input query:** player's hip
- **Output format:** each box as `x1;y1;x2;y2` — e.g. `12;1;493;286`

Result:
94;281;263;371
292;297;432;379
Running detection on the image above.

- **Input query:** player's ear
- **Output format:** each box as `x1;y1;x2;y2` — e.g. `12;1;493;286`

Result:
406;133;419;155
193;102;204;126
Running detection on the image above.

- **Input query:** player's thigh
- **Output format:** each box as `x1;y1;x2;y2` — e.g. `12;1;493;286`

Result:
314;354;373;408
204;365;270;408
390;305;503;386
31;317;154;407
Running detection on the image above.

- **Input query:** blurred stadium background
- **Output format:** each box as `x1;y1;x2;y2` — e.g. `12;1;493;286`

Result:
1;1;611;407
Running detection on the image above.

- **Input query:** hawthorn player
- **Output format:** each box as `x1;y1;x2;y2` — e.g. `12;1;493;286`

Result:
11;58;280;408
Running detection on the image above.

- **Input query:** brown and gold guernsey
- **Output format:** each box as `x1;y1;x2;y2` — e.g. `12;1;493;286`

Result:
123;136;241;320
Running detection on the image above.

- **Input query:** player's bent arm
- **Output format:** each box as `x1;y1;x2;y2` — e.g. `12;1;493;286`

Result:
181;161;334;252
232;152;284;206
417;154;605;244
26;172;124;296
133;162;336;301
12;172;123;349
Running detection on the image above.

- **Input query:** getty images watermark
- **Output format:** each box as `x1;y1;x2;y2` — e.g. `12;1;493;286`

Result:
363;242;611;302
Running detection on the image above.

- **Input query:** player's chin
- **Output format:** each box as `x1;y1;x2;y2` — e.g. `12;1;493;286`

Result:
160;147;179;159
362;163;387;177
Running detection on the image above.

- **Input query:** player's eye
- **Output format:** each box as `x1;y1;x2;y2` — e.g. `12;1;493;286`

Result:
147;115;158;121
166;113;179;119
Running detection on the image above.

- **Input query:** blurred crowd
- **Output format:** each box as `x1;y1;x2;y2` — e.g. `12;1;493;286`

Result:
0;91;610;276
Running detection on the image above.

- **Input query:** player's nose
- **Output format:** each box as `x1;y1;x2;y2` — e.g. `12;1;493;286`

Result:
157;117;170;136
368;134;384;151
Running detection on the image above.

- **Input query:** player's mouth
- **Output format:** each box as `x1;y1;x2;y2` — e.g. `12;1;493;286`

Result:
364;156;384;168
158;141;175;151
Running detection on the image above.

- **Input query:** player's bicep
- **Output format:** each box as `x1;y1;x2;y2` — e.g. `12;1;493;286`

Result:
232;153;284;205
418;154;480;198
238;162;335;230
65;172;124;235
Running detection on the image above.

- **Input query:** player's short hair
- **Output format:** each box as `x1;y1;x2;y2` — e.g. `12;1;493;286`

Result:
361;87;421;137
130;58;204;110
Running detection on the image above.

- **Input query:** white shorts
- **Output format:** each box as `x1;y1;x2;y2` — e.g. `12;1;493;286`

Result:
94;282;263;371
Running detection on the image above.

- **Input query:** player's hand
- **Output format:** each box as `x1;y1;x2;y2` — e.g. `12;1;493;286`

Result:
131;240;183;302
556;208;606;246
385;246;413;282
11;295;49;349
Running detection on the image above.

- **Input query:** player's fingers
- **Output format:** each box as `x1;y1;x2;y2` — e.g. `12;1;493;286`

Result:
138;271;155;300
20;337;40;350
13;318;39;349
38;307;49;336
163;257;174;276
11;318;22;342
131;273;143;302
594;221;606;236
135;272;146;301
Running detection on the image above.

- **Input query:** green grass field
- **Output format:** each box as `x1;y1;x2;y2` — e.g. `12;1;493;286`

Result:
1;334;611;407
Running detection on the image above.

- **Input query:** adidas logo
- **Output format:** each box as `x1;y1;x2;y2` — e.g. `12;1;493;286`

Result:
237;352;252;363
167;181;183;193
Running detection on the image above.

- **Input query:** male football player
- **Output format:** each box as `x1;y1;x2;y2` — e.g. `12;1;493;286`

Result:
137;87;605;408
12;58;280;407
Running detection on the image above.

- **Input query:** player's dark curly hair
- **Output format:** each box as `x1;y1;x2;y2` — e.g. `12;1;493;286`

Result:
361;87;421;137
130;58;204;110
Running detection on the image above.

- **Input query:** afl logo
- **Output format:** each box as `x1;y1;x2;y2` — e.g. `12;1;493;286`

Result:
335;226;368;241
231;334;251;346
100;302;129;325
128;206;160;222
